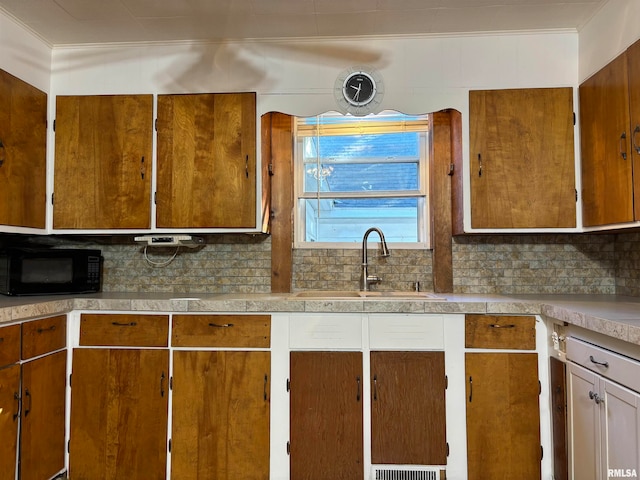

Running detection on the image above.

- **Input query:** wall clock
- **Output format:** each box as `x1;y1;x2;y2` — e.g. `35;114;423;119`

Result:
334;66;384;115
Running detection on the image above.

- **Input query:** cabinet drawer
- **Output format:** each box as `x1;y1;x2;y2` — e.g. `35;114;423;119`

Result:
22;315;66;359
369;314;444;349
465;315;536;350
290;314;362;349
0;324;21;366
567;337;640;393
172;315;270;348
79;314;169;347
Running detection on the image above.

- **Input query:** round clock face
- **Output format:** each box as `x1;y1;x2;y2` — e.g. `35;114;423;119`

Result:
334;66;384;115
342;71;376;107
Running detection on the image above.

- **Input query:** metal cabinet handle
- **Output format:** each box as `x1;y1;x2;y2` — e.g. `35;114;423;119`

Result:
477;153;482;177
37;325;56;334
24;389;31;417
589;355;609;368
160;372;165;397
0;138;5;167
208;323;234;328
112;322;137;327
633;125;640;154
469;376;473;402
373;374;378;401
356;376;361;402
264;374;268;401
13;392;20;421
140;156;146;180
589;390;604;405
489;324;516;329
245;154;250;178
620;132;628;160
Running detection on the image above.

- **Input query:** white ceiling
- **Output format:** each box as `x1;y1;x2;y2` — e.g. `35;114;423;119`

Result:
0;0;607;46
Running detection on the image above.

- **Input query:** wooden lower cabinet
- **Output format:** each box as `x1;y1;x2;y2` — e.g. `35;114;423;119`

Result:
20;322;67;480
69;348;170;480
465;352;541;480
171;350;270;480
0;364;20;480
290;351;364;480
370;351;447;465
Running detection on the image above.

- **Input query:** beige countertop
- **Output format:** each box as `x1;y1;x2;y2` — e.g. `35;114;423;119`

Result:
2;292;640;346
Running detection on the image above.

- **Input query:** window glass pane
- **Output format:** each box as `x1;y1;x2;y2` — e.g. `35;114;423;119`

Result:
303;132;421;161
303;133;420;194
304;162;419;193
303;198;418;243
296;110;429;246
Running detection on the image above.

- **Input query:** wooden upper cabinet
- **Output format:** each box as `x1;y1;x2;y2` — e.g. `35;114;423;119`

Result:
628;39;640;221
580;53;633;226
0;69;47;229
469;87;576;229
156;92;257;228
53;94;153;229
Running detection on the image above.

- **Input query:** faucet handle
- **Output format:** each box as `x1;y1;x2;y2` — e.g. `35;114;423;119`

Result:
367;275;382;285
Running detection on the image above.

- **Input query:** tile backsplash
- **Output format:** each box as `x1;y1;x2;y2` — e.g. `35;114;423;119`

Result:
3;232;634;295
614;232;640;297
452;234;616;294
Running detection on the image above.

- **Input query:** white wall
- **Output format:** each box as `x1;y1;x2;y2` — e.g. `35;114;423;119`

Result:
50;32;578;117
578;0;640;82
0;11;51;92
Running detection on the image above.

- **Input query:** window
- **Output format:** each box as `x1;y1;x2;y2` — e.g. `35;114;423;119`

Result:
294;111;430;247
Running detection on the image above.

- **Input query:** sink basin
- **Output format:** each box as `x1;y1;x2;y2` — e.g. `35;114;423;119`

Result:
292;291;362;298
291;291;445;300
360;291;445;300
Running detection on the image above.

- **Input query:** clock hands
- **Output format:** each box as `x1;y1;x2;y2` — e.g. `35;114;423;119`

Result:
350;82;362;101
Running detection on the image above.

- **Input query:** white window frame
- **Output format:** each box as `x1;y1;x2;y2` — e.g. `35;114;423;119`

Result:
293;112;430;249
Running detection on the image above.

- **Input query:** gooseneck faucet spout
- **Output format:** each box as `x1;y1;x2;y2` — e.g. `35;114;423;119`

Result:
360;227;391;291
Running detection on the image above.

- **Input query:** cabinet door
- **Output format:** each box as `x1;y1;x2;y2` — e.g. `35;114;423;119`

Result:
69;348;169;480
156;92;257;228
566;362;600;480
0;364;20;480
53;94;153;229
466;352;541;480
628;39;640;220
580;53;633;226
469;88;576;229
370;351;446;465
602;378;640;478
20;350;66;480
0;69;47;228
171;350;270;480
290;351;363;480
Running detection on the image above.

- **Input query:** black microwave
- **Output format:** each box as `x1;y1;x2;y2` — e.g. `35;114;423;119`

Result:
0;248;102;296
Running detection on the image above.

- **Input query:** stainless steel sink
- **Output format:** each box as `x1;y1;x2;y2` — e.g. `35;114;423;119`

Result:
291;291;362;298
359;291;445;300
291;291;445;300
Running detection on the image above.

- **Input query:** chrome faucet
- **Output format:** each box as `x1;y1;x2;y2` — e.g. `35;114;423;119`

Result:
360;227;391;291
